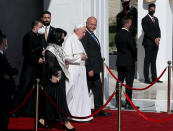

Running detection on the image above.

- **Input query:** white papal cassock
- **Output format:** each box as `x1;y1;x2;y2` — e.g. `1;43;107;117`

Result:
63;33;93;122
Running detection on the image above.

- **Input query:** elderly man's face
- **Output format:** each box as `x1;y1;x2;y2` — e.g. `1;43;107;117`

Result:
86;18;97;33
76;27;86;40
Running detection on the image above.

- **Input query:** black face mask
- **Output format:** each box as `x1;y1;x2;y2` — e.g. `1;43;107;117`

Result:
123;1;130;11
126;6;130;11
149;11;155;16
43;21;50;26
58;39;64;46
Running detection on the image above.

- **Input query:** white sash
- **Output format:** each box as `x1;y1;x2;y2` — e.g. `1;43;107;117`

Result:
46;44;70;80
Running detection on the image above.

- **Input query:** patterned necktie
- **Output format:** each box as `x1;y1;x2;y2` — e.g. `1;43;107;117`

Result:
152;17;156;26
91;33;99;46
44;27;48;41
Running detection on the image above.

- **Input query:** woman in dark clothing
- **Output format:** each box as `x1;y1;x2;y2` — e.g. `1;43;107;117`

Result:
42;28;76;130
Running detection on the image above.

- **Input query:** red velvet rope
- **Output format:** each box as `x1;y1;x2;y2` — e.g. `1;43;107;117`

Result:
105;63;167;91
10;87;35;114
125;93;173;122
42;88;115;119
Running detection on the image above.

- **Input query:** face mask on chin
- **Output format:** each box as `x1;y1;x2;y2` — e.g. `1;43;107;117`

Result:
38;27;45;34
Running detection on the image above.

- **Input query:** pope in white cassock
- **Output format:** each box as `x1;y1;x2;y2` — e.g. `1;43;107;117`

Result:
63;24;93;122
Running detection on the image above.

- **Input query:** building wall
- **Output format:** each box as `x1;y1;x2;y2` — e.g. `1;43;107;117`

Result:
0;0;43;83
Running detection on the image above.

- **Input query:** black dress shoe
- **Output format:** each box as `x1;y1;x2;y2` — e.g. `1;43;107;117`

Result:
124;103;133;110
38;122;51;129
124;103;139;110
153;80;163;83
95;110;112;117
11;113;20;118
144;80;152;84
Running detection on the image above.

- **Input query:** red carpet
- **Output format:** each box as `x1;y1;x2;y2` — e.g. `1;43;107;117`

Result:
8;110;173;131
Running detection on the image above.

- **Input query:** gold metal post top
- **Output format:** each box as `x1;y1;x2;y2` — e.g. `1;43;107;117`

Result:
36;78;40;83
168;61;172;65
145;0;156;3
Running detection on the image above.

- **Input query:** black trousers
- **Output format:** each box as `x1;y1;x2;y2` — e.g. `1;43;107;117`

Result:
0;84;12;131
116;65;135;104
87;73;103;111
144;45;158;81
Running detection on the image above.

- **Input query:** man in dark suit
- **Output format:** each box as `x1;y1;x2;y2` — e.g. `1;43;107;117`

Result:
116;0;137;40
0;34;17;131
115;17;137;109
142;3;162;84
81;17;111;117
12;20;50;129
41;11;55;48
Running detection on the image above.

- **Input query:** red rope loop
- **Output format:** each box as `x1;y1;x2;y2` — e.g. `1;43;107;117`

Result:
10;87;35;114
41;87;115;119
105;63;167;91
125;93;173;122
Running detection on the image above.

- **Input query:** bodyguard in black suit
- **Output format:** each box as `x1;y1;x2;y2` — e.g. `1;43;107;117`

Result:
142;3;162;84
116;0;137;39
12;20;45;115
115;17;137;109
0;34;17;131
81;17;111;117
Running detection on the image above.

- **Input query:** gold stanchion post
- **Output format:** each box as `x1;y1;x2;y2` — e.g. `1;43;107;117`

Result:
34;79;40;131
167;61;172;113
102;58;105;102
117;82;122;131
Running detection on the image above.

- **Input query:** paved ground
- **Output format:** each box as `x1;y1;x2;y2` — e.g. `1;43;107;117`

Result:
106;69;173;113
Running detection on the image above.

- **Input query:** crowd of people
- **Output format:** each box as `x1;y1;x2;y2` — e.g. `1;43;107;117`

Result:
0;0;163;130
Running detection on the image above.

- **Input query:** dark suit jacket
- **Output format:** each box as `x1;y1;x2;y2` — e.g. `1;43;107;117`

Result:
0;53;16;88
40;26;55;48
0;52;16;118
142;15;161;47
23;31;43;66
115;29;137;67
81;31;103;74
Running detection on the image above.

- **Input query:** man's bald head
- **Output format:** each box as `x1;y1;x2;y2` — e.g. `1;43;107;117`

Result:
86;16;97;33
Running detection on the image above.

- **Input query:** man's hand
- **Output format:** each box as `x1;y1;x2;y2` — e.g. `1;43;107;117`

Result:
50;75;59;84
65;60;69;69
155;38;160;46
88;70;94;78
42;50;45;56
81;53;87;60
38;58;44;64
3;74;10;80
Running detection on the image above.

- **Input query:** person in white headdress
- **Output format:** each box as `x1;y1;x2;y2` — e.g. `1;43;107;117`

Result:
63;24;93;122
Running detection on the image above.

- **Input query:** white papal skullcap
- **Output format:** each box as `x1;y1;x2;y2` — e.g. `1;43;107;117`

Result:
74;24;86;31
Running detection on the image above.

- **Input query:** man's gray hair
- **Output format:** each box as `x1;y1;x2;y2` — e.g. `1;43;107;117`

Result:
74;24;85;32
